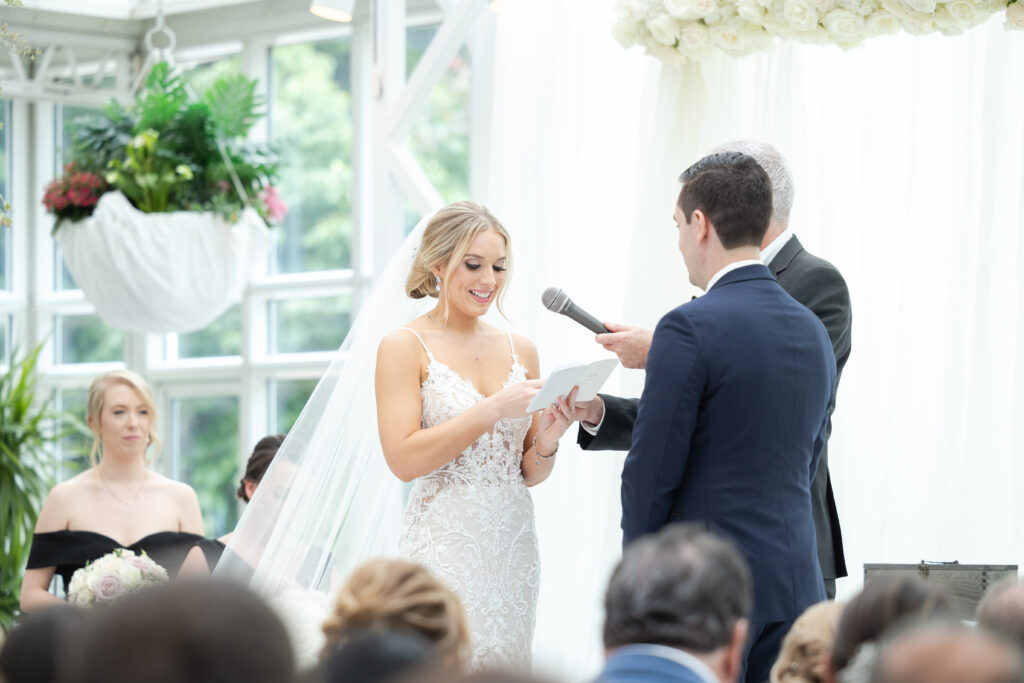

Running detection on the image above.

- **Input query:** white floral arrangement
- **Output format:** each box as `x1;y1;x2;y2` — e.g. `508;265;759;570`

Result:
67;548;169;607
613;0;1022;63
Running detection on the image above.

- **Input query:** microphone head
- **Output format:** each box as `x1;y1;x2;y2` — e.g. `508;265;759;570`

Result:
541;287;570;313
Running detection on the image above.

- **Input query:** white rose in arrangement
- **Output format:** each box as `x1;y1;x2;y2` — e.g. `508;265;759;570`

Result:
931;5;974;32
902;0;939;15
838;0;878;16
783;0;821;30
647;13;684;44
866;11;903;33
737;0;770;22
666;0;700;18
693;0;722;18
709;17;752;51
942;0;980;22
613;18;646;47
67;548;168;607
118;563;145;591
824;8;866;34
678;21;712;53
1006;1;1024;29
899;11;937;32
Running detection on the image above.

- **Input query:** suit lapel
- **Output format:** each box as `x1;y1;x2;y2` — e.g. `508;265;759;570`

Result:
768;235;805;277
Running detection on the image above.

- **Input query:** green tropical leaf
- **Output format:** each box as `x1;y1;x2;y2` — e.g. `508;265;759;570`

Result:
202;74;263;139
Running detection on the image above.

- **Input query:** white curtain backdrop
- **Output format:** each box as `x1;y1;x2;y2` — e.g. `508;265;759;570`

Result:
485;2;1024;680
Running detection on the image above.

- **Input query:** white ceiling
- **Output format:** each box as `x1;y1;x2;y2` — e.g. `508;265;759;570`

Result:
16;0;263;20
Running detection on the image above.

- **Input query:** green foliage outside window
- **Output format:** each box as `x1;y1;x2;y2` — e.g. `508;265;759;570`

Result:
176;397;240;538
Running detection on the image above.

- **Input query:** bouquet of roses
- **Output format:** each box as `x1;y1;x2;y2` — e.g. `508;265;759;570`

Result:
67;548;169;607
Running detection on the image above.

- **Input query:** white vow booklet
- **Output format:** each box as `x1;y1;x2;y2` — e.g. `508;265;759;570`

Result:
527;358;619;413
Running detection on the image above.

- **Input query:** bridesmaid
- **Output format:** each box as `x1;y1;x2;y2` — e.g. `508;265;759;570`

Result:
20;370;204;611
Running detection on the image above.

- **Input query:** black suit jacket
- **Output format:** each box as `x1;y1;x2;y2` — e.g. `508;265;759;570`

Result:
579;236;852;581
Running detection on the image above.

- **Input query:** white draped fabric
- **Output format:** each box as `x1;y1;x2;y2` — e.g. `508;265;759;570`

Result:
57;191;268;334
486;2;1024;680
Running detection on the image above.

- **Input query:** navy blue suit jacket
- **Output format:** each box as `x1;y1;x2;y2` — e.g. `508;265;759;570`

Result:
623;264;835;623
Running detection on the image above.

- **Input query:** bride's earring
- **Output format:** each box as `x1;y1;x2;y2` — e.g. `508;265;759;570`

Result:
435;276;441;292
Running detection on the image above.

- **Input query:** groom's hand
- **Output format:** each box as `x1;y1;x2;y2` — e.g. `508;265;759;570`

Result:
596;322;653;369
567;391;605;430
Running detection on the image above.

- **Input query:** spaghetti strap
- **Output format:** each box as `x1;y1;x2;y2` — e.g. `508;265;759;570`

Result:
400;327;435;361
506;331;519;364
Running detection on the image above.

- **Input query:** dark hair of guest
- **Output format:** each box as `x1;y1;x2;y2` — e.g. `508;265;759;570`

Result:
677;151;773;250
237;433;286;502
831;575;953;675
603;523;752;652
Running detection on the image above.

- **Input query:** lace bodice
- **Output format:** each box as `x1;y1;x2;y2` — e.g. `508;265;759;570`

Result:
398;328;538;671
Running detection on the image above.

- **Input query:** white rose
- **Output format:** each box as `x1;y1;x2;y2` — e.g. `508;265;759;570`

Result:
618;0;646;21
693;0;721;17
74;587;95;607
838;0;877;15
902;0;938;15
118;564;145;591
647;13;684;45
646;44;691;65
899;12;937;32
666;0;699;18
943;0;979;22
1005;1;1024;29
784;0;821;30
678;21;711;54
824;8;866;33
710;18;751;50
612;18;645;47
737;0;770;22
866;11;902;33
931;5;976;32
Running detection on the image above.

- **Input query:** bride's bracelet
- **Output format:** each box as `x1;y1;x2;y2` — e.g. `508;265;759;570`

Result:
532;434;558;465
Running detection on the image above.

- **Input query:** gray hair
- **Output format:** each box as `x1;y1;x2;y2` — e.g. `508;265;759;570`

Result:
710;140;794;223
603;524;752;652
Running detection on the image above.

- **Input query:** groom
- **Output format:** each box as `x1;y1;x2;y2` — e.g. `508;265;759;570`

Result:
583;153;835;683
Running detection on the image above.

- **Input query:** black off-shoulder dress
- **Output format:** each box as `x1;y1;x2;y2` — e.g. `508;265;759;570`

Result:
26;530;206;590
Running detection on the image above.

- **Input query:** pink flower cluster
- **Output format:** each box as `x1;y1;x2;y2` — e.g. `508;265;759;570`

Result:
260;185;288;224
42;163;108;220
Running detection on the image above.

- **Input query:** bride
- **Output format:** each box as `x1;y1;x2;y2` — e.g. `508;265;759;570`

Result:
216;202;575;671
377;202;574;670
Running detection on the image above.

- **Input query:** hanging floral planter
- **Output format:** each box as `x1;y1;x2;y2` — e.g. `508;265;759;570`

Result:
613;0;1022;63
44;62;286;335
57;191;268;334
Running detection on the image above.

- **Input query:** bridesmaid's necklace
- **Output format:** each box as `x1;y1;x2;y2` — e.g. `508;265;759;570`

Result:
427;313;486;361
97;469;148;505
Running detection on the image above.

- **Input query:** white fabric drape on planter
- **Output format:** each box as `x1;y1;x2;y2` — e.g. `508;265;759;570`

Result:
57;191;269;334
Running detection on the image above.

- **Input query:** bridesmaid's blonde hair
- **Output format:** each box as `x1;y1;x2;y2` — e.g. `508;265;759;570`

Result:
86;369;161;466
405;201;512;320
321;558;469;666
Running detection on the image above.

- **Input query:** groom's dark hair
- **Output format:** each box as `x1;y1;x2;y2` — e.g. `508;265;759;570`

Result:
677;152;772;249
603;523;752;652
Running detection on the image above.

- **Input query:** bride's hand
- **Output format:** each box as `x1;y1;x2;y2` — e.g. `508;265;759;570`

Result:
536;386;578;451
486;378;545;420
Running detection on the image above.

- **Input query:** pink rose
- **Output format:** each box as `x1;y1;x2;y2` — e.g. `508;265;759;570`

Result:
94;572;123;603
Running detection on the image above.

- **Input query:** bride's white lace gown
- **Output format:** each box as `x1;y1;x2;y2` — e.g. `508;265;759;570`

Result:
398;328;539;671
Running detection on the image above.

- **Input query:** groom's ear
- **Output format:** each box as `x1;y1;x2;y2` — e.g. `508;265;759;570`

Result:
692;209;712;244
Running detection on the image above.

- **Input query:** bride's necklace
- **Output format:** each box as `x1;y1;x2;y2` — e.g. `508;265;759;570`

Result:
427;314;486;361
97;468;148;505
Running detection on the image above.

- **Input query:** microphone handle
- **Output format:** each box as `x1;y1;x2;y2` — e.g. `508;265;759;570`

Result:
564;302;612;334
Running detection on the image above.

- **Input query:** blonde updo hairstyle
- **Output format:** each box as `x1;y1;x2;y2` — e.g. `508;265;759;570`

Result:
405;201;512;320
770;600;845;683
86;369;161;466
321;558;470;667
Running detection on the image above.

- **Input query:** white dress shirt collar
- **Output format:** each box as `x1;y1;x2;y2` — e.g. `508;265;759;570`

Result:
705;259;763;292
759;228;795;267
611;644;720;683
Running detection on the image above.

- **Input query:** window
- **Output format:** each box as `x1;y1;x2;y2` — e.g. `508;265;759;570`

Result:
269;378;318;433
165;305;243;361
54;313;124;365
169;395;241;538
54;103;105;291
55;387;90;482
268;294;351;354
270;39;353;275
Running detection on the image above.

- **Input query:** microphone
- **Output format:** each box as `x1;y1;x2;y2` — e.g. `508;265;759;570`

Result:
541;287;611;334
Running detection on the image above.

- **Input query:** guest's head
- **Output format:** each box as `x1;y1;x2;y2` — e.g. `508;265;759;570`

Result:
870;620;1024;683
322;558;470;667
86;369;160;465
405;201;511;319
603;523;752;683
709;140;794;235
771;600;845;683
237;433;286;502
675;152;773;289
60;578;293;683
977;577;1024;651
831;576;953;680
315;628;437;683
0;607;84;683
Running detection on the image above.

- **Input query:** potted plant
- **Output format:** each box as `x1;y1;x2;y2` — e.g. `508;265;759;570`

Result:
42;63;286;334
0;344;84;629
